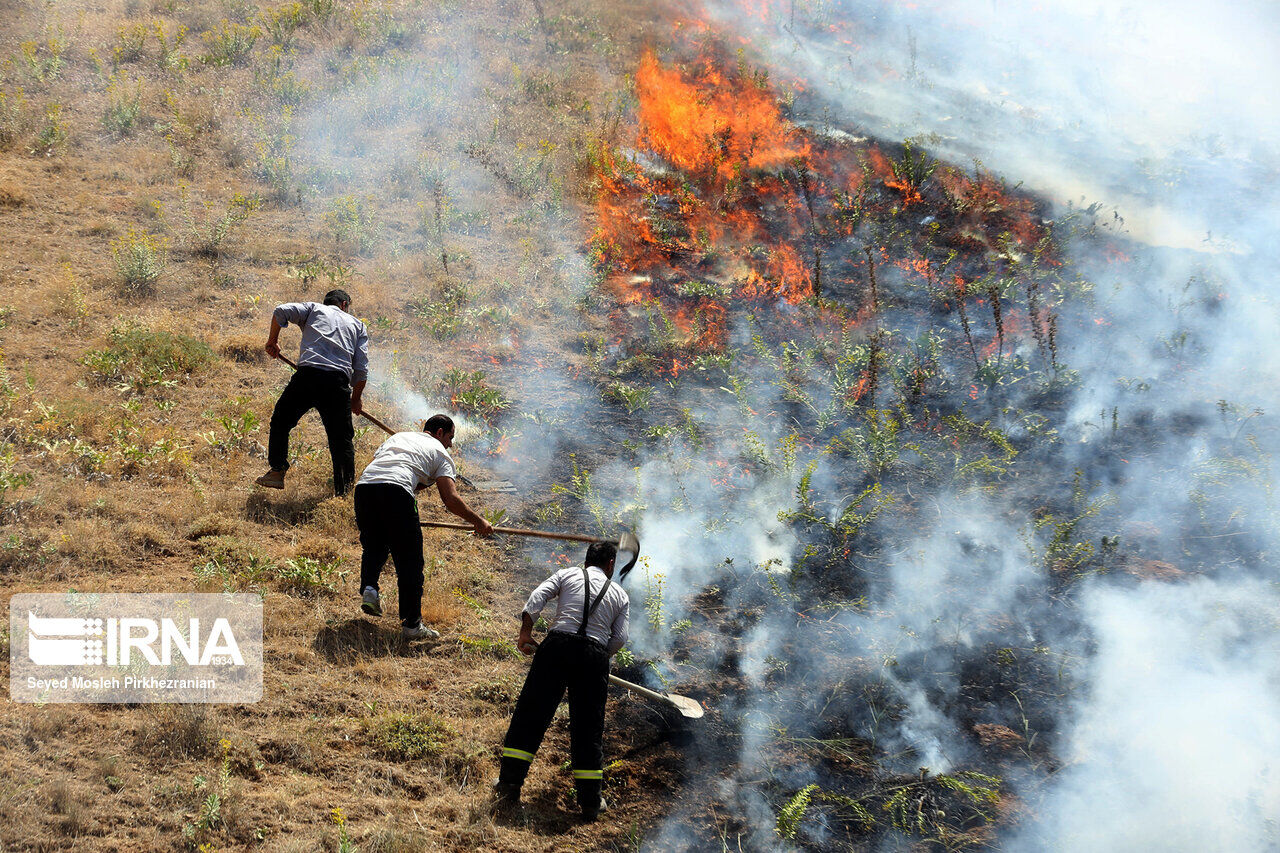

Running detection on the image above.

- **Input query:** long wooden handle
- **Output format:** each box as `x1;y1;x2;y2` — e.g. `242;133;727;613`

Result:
420;520;609;544
274;352;395;436
608;674;665;703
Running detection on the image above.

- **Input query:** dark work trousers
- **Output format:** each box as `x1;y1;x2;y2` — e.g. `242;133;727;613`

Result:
353;483;424;627
267;366;355;496
499;631;610;813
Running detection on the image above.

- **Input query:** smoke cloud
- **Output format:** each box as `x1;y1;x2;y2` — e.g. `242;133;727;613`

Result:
278;0;1280;847
680;0;1280;848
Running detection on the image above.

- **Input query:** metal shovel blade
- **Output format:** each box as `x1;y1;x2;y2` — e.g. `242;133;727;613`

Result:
608;674;704;719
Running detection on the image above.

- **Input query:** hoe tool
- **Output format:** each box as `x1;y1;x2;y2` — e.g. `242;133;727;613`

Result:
273;352;397;436
420;521;640;575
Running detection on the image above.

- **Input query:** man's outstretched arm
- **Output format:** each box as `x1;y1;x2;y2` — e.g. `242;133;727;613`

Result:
436;476;494;537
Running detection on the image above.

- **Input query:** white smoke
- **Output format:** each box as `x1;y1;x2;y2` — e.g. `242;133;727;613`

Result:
1011;577;1280;852
690;0;1280;847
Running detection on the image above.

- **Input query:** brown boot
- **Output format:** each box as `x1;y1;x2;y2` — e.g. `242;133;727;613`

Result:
255;469;285;489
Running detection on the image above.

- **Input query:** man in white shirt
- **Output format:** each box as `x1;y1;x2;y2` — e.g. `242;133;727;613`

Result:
494;542;631;821
353;414;493;639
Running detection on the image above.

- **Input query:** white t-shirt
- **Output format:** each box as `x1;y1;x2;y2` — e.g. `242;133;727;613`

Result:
356;432;458;496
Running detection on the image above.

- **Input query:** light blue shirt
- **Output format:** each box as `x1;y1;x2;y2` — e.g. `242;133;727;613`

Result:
273;302;369;384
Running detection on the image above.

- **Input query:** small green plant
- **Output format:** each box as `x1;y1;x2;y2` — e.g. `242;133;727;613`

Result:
254;46;311;106
113;21;149;64
0;446;33;506
83;325;214;393
459;636;521;660
178;185;262;256
199;409;261;455
201;20;261;66
54;264;90;328
153;20;189;70
365;712;453;761
438;368;509;421
102;73;144;137
645;569;665;634
331;807;356;853
250;107;297;203
259;3;309;48
305;0;338;22
776;783;818;841
603;380;654;414
111;228;168;294
19;32;66;83
30;103;68;155
327;195;381;256
0;88;28;149
286;254;350;288
181;738;234;848
409;285;478;340
273;556;346;596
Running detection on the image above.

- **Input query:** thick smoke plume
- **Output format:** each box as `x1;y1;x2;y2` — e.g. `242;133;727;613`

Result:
681;0;1280;848
280;0;1280;847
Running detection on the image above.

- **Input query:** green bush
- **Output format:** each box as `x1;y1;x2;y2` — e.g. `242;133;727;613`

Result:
201;20;260;66
111;228;168;294
271;556;346;596
83;325;214;392
365;713;453;761
0;88;27;149
102;74;143;137
439;368;509;421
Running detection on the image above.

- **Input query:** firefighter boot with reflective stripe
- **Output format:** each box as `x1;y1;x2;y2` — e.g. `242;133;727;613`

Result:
498;747;535;790
575;769;604;820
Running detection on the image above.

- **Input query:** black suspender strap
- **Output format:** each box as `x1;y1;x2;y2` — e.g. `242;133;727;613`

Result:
577;566;613;637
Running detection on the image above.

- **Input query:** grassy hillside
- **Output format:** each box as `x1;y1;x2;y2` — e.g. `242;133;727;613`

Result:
0;0;683;849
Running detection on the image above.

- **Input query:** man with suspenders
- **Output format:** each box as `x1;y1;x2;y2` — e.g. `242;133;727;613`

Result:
494;542;631;821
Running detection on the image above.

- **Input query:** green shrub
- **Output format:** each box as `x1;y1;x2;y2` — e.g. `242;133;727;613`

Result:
178;186;262;256
259;3;308;47
201;20;260;66
776;783;819;840
20;33;66;83
30;103;67;155
271;556;346;596
439;368;509;421
102;74;144;137
0;88;27;149
111;228;168;294
83;325;214;392
365;713;453;761
327;195;381;256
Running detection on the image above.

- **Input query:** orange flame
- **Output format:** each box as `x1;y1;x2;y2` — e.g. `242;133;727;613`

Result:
636;50;808;179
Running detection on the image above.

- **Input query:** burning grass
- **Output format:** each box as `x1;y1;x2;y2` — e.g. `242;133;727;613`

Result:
0;0;1239;847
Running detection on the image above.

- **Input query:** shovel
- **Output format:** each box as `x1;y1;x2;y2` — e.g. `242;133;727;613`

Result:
608;673;704;719
524;641;702;719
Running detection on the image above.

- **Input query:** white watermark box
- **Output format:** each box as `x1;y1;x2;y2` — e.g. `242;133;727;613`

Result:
10;593;263;703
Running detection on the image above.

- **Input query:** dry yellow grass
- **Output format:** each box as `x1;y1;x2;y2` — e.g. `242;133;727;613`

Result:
0;0;683;848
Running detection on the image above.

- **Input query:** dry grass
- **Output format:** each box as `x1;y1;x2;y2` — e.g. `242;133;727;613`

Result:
0;0;679;848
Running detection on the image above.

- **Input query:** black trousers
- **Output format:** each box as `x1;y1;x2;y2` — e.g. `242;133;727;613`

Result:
267;366;355;496
499;631;609;812
353;483;424;627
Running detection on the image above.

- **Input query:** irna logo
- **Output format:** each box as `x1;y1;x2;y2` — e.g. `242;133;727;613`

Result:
27;612;245;667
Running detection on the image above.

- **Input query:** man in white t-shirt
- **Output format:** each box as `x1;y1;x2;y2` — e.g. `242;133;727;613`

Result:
353;413;493;639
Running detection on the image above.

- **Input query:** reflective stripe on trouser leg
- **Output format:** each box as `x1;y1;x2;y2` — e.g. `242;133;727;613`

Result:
499;636;571;787
572;769;603;780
